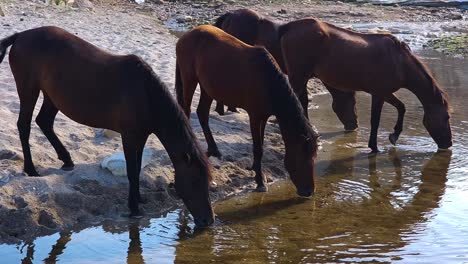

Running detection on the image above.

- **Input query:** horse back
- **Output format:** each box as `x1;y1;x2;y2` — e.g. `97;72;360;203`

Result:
216;9;261;45
217;9;285;72
177;25;273;115
319;25;406;92
9;26;151;132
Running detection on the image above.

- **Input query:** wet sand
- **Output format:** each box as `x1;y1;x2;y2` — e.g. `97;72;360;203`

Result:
0;0;466;243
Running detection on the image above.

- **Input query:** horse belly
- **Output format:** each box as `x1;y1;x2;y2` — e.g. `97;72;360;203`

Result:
45;89;120;131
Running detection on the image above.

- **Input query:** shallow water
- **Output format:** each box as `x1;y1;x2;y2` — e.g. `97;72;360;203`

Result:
1;50;467;263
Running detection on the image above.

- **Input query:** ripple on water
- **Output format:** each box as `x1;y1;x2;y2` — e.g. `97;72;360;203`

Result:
1;50;468;263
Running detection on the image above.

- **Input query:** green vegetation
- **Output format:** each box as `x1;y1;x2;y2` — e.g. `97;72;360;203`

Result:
51;0;68;5
427;34;468;57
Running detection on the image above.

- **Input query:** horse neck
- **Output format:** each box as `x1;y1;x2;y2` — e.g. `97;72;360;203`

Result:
271;90;308;148
405;58;445;110
147;84;198;165
153;109;196;164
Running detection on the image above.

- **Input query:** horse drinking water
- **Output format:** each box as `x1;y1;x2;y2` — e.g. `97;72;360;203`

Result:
0;26;214;226
175;25;318;195
279;18;452;152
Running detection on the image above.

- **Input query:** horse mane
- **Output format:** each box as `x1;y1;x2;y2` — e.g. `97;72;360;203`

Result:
257;48;319;156
134;57;212;181
396;39;451;112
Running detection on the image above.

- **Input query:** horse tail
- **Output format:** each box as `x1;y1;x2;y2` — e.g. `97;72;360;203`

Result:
175;61;184;107
0;33;19;64
214;12;230;28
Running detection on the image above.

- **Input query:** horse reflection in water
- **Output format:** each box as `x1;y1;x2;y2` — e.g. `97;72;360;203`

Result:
172;150;452;263
14;149;452;263
127;223;145;264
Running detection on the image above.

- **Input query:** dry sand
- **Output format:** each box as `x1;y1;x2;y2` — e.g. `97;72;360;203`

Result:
0;0;302;243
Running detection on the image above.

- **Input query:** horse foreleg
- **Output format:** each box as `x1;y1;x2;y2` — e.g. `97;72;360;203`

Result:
122;133;146;217
17;84;40;176
36;95;74;171
135;134;149;203
368;96;384;153
326;84;358;131
197;89;221;157
385;94;406;146
249;116;267;192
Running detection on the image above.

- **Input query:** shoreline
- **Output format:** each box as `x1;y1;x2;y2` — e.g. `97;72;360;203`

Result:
0;0;466;243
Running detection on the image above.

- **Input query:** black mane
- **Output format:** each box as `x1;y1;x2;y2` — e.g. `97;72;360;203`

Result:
136;57;212;180
258;48;319;155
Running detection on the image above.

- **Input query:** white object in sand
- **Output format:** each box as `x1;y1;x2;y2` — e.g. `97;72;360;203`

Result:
101;148;154;177
135;0;145;4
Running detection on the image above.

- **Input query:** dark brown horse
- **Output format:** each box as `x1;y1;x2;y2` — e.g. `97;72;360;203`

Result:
279;18;452;152
175;25;318;196
213;9;358;131
0;26;214;226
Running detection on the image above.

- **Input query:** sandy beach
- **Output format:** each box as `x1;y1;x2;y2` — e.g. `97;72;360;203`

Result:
0;0;295;243
0;0;466;243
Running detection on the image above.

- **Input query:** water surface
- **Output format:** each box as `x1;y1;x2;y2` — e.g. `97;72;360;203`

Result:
1;51;467;263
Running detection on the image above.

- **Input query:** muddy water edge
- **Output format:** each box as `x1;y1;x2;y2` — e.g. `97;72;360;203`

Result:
0;46;467;263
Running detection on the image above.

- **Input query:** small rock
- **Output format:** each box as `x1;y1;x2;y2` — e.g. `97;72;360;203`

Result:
103;129;120;139
0;149;18;160
101;148;154;177
14;196;28;209
38;210;57;229
277;9;287;14
70;0;93;10
176;15;193;23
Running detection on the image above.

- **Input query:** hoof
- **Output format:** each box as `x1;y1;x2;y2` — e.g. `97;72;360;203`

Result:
344;124;358;132
389;134;398;145
207;149;222;158
369;148;380;154
25;168;40;177
129;210;144;219
255;185;268;192
61;163;75;171
215;110;225;116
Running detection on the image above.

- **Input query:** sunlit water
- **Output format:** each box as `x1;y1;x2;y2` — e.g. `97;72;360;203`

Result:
1;51;467;263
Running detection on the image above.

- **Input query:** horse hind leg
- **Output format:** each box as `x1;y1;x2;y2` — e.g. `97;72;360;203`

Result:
215;101;238;116
249;116;267;192
385;94;406;145
326;84;358;131
35;94;74;171
288;74;310;119
16;83;40;176
122;133;148;217
197;88;221;158
215;101;225;116
179;70;197;118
